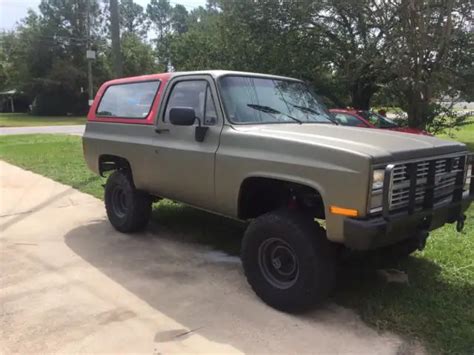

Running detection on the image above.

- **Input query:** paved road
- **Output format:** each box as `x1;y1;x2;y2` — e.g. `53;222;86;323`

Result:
0;161;423;354
0;125;85;136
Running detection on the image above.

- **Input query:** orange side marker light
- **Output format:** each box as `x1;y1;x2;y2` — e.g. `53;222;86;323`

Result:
329;206;358;217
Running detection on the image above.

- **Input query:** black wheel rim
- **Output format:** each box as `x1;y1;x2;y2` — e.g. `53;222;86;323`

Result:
111;186;128;218
258;237;299;289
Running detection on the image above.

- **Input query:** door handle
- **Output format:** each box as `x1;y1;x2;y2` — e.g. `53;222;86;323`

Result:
155;128;170;134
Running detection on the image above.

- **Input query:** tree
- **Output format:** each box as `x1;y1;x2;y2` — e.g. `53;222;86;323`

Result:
38;0;101;66
110;0;123;77
120;0;148;37
386;0;472;128
446;29;474;103
31;59;88;115
147;0;172;41
0;30;30;91
305;0;401;110
171;4;189;34
121;32;161;76
5;0;108;115
2;0;472;122
214;0;348;106
199;0;396;108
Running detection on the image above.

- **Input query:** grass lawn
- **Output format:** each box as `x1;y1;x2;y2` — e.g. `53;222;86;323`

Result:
440;121;474;152
0;127;473;354
0;113;86;127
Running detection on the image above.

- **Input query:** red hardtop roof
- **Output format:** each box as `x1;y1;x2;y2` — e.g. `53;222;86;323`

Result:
103;72;173;85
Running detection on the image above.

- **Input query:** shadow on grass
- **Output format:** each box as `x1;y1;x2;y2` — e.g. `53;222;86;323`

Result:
334;256;474;354
145;201;474;354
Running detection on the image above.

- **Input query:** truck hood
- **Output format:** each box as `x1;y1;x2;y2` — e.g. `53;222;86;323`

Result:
232;123;467;163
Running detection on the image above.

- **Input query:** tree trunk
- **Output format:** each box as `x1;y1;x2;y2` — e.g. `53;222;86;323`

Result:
405;89;429;129
110;0;123;78
351;81;377;110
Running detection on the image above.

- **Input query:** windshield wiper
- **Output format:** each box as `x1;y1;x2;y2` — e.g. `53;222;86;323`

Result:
247;104;302;124
290;104;338;125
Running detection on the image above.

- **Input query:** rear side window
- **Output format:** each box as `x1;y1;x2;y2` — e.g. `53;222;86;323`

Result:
96;81;160;119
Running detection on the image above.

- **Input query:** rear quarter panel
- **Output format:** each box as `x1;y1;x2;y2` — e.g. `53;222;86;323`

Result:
83;122;156;189
82;74;171;190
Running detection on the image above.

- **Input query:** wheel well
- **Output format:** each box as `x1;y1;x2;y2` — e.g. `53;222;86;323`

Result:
238;177;325;220
98;155;132;177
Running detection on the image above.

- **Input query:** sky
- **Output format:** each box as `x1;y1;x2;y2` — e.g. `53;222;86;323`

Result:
0;0;206;31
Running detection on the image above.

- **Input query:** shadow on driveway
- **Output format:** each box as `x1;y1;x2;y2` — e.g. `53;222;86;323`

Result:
64;208;412;353
64;202;473;353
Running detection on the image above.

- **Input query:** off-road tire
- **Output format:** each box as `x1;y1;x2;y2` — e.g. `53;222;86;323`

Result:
241;209;336;312
104;170;152;233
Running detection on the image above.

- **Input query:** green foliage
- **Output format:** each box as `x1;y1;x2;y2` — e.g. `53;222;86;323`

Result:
380;0;473;128
1;0;472;125
147;0;172;40
121;33;162;76
169;7;225;70
0;1;108;115
171;4;189;34
120;0;149;37
169;0;472;122
146;0;191;67
30;60;89;115
424;104;471;135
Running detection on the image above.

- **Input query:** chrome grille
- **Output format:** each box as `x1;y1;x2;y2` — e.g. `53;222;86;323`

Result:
389;155;465;211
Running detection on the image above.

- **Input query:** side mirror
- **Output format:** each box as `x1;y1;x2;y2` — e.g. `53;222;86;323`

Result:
169;107;196;126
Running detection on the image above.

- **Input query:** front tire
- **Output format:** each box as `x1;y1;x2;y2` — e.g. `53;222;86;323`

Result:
104;170;152;233
241;210;336;312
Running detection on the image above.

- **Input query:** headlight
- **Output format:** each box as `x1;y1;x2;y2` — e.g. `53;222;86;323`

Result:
369;168;386;213
372;169;385;191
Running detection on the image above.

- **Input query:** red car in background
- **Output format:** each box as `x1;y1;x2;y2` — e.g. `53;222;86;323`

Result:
329;109;431;135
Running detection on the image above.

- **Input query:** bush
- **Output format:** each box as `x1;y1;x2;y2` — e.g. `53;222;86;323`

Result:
31;92;88;116
28;60;89;116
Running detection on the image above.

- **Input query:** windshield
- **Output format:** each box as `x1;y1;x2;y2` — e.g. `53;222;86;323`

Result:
219;76;335;124
358;111;399;129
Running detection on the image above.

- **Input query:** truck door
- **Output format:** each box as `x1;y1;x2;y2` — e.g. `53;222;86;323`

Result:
149;75;223;211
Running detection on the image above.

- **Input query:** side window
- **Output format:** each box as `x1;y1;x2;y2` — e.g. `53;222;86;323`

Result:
96;81;160;119
164;80;206;122
333;113;365;127
204;85;217;126
366;114;380;127
164;80;218;126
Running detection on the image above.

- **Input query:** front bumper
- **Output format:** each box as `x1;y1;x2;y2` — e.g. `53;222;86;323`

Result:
344;153;474;250
344;195;472;250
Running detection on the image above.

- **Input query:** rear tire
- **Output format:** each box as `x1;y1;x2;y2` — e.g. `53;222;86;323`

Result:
241;209;336;312
104;170;152;233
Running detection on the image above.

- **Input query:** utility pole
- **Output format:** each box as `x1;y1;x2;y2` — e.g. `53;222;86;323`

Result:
110;0;123;78
86;0;95;106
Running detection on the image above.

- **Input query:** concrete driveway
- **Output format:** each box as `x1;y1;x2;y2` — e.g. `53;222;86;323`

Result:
0;125;85;136
0;161;419;354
